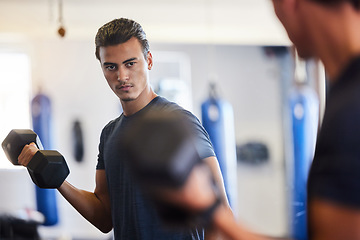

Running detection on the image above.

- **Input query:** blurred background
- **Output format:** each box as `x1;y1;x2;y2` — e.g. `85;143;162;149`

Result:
0;0;325;239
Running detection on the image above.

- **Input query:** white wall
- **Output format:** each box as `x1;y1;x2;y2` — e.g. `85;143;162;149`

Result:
0;39;288;239
0;0;289;46
0;169;36;213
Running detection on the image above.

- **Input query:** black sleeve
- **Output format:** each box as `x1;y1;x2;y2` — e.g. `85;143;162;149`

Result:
181;110;216;160
96;128;106;170
308;96;360;208
96;120;116;170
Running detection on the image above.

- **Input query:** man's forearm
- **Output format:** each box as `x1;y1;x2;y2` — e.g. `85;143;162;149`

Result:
57;181;113;233
212;205;275;240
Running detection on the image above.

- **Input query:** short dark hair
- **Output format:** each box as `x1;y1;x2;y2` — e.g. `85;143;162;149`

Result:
311;0;360;9
95;18;150;60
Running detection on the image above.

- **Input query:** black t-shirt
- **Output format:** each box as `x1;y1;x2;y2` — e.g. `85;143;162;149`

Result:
308;56;360;208
96;96;215;240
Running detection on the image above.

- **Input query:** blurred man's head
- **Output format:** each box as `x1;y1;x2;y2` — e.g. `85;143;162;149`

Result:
271;0;359;59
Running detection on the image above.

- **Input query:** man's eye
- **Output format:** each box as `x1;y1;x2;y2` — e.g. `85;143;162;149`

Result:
125;62;135;67
106;65;116;70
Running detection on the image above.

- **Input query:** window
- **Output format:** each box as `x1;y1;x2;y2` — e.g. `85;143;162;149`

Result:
0;52;31;169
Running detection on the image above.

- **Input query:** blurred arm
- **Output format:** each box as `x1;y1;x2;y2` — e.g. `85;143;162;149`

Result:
203;156;231;206
309;198;360;240
203;156;232;240
164;156;289;240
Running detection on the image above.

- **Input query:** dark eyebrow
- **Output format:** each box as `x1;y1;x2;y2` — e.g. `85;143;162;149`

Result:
122;57;137;64
102;58;137;67
103;62;116;66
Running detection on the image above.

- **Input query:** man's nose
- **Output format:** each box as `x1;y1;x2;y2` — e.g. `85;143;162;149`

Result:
117;69;128;81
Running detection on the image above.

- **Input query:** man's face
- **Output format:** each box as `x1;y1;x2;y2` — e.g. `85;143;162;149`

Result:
271;0;314;59
98;37;153;102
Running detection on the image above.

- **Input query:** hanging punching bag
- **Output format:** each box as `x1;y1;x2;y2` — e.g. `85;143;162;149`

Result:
289;84;319;240
201;84;237;212
72;120;84;163
31;92;59;226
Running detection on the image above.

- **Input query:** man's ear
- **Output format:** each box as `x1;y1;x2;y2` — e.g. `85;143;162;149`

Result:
147;51;153;70
285;0;299;13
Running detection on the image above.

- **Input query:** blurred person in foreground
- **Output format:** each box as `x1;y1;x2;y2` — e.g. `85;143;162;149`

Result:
144;1;360;240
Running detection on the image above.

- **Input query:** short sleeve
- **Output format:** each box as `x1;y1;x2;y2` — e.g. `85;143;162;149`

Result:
308;154;360;208
96;127;106;170
181;110;215;160
96;119;117;170
308;95;360;208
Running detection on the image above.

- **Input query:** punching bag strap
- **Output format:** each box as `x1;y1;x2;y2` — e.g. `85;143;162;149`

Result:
209;82;218;101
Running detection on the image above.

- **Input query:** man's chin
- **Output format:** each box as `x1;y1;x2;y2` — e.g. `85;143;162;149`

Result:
121;97;135;102
295;45;314;60
298;52;313;61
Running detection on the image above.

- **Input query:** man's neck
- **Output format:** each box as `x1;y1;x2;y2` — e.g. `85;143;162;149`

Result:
121;88;158;117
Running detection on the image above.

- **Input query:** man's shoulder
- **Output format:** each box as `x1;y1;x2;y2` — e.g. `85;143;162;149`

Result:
152;96;196;117
151;96;182;111
101;115;123;135
106;114;123;127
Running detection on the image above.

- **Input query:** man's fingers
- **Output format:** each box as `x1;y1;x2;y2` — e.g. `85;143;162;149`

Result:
18;143;39;167
155;164;218;211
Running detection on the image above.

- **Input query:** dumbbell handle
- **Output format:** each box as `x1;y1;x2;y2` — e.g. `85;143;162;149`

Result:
33;134;44;151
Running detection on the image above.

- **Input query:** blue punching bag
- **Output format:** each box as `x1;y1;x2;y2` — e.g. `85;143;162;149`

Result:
201;84;237;211
31;93;59;226
289;85;319;240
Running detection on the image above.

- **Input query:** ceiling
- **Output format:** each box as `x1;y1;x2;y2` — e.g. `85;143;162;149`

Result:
0;0;290;45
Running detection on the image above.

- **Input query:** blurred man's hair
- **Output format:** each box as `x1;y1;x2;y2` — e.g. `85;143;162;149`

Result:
312;0;359;9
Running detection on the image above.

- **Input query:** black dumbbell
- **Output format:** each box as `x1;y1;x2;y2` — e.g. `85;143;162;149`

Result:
124;109;201;189
123;109;221;227
1;129;70;188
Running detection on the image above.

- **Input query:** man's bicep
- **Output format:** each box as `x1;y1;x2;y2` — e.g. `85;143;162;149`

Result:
95;170;111;211
309;198;360;240
203;156;230;206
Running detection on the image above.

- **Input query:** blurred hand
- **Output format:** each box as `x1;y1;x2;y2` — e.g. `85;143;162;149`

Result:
18;142;39;167
154;163;219;212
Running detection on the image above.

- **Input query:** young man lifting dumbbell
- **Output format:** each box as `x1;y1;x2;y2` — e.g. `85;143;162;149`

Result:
15;18;230;240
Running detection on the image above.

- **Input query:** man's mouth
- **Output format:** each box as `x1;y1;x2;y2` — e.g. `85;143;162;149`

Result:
118;84;132;91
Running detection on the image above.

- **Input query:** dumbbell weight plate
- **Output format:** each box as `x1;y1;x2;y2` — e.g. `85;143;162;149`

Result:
2;129;43;165
27;150;70;188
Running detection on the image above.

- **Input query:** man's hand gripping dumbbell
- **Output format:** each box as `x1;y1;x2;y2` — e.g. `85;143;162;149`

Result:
2;129;69;188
